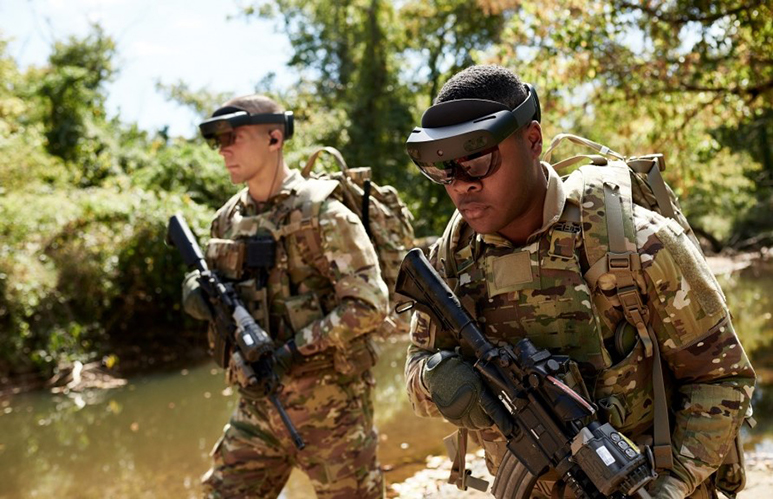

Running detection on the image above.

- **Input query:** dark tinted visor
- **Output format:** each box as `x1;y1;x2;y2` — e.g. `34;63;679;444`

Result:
413;146;502;185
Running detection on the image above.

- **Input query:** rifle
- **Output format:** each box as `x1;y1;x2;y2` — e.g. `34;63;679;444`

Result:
395;248;655;498
167;214;305;450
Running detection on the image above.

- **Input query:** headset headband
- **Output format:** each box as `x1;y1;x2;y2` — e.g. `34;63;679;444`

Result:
405;83;540;163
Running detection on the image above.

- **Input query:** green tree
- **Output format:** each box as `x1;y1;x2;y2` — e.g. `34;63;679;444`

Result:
33;24;117;184
400;0;505;102
243;0;506;235
482;0;772;247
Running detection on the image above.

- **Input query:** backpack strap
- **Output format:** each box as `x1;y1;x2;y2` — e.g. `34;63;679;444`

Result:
544;133;626;164
276;178;340;279
301;146;349;176
444;429;489;493
628;154;677;220
436;210;470;287
301;146;377;238
567;161;674;472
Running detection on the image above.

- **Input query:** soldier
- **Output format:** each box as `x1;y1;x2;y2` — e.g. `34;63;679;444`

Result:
182;94;388;498
403;65;755;498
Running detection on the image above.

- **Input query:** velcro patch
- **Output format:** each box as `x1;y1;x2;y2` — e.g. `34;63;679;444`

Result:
486;251;533;297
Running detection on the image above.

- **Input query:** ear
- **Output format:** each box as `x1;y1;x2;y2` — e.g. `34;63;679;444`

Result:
268;130;283;149
525;121;543;159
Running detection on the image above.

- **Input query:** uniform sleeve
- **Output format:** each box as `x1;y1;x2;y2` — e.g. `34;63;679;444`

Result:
293;199;389;355
403;244;454;419
637;213;755;496
405;312;444;418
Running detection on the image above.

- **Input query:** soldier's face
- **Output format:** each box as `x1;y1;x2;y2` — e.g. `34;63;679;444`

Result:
444;122;544;238
218;125;272;184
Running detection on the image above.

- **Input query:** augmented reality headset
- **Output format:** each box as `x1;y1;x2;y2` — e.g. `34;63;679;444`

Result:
199;105;294;142
405;83;540;165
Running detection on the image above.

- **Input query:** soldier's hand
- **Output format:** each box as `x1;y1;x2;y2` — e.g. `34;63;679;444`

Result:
273;340;302;378
421;350;495;430
182;270;213;321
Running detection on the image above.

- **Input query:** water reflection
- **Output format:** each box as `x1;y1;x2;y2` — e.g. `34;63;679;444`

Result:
0;366;236;498
0;338;454;498
0;260;771;498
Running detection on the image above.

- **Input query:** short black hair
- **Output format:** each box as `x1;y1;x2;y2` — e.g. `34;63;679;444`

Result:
221;94;284;115
435;65;528;111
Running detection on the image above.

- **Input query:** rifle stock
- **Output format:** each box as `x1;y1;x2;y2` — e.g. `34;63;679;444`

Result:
167;213;305;450
396;248;654;498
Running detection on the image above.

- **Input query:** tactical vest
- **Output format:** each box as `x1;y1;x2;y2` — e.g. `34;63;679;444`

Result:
438;165;660;448
442;142;749;495
205;176;378;376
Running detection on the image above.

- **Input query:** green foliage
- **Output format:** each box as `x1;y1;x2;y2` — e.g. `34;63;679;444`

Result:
34;24;117;173
400;0;506;100
0;32;220;378
485;0;773;246
246;0;504;236
131;138;238;211
3;2;772;381
0;184;213;377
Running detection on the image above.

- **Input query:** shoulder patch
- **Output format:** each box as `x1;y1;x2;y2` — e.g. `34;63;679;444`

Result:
652;218;724;317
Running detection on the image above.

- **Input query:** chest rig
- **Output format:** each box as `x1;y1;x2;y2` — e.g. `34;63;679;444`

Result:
205;179;340;344
442;207;611;375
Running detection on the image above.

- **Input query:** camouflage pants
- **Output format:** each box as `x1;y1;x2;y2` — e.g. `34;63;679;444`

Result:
201;370;384;499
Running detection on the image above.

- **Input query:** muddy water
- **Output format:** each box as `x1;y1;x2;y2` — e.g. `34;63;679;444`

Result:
0;260;771;498
0;337;454;498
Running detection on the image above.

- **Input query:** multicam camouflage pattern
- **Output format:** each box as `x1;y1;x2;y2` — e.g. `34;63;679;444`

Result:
202;372;383;499
196;168;388;498
206;169;388;355
405;163;755;496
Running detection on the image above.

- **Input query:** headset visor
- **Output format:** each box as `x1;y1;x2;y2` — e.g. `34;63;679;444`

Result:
413;146;502;185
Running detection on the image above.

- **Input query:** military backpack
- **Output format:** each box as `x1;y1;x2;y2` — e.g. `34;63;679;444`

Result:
301;146;415;334
545;133;750;497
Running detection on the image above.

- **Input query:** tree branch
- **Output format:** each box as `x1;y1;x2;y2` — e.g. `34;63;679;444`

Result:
616;1;764;26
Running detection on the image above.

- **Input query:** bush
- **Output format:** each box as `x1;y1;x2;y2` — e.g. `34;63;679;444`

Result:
0;183;214;378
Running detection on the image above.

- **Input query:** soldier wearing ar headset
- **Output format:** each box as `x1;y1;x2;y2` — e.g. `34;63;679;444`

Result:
403;65;754;499
183;94;389;498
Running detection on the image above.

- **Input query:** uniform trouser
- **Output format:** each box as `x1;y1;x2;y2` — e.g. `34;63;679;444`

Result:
201;370;384;499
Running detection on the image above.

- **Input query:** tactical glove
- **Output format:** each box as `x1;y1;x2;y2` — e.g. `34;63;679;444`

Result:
182;270;213;321
421;350;495;430
273;340;302;378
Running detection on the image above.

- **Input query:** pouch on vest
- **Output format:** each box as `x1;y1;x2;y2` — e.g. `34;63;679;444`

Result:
713;431;745;497
206;238;245;280
594;336;655;438
284;292;324;333
713;411;755;497
333;335;380;376
244;234;276;270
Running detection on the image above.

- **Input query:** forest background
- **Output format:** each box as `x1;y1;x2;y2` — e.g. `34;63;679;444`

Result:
1;0;771;384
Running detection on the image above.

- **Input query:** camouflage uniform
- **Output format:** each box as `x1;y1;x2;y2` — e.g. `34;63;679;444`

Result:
198;169;388;498
405;163;755;498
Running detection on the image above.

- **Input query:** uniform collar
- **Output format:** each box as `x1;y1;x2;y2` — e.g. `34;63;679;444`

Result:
237;169;306;214
479;162;565;248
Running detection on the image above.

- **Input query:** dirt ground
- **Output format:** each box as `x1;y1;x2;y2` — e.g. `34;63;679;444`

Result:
388;449;773;498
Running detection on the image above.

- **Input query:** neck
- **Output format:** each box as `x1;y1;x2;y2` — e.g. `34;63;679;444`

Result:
247;156;289;203
497;192;546;245
497;163;549;246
